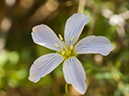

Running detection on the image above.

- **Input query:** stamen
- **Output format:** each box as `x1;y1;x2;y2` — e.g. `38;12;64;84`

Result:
62;51;65;55
61;41;68;51
59;34;63;41
54;44;59;47
70;36;74;41
70;45;73;50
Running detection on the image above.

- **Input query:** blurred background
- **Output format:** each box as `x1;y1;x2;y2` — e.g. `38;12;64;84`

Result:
0;0;129;96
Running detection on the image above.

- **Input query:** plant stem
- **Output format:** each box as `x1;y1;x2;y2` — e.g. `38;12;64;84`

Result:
65;83;70;96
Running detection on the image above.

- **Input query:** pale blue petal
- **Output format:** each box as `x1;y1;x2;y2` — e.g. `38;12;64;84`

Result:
63;57;86;94
29;53;64;83
64;13;90;46
75;36;114;56
32;24;62;51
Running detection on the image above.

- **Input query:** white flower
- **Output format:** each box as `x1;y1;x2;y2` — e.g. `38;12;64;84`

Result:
29;13;114;94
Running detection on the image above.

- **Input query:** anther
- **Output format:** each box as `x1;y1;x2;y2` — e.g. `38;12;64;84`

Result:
59;34;63;41
70;45;73;50
54;44;59;47
70;36;74;41
62;51;65;55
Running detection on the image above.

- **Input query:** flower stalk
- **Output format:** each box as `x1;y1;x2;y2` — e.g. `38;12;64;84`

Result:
65;83;70;96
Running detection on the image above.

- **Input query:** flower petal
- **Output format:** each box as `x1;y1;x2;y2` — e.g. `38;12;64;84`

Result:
75;36;114;56
63;57;86;94
64;13;90;46
32;24;62;51
29;53;64;83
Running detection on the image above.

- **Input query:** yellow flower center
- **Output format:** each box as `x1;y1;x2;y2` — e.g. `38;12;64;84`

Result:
59;45;77;59
55;34;77;59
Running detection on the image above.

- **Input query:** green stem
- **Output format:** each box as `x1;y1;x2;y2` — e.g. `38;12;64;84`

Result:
65;83;70;96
